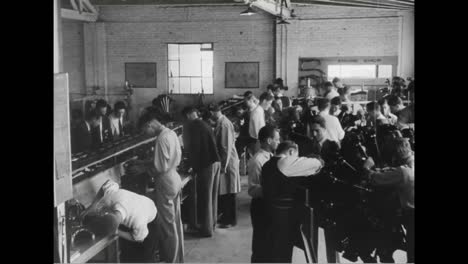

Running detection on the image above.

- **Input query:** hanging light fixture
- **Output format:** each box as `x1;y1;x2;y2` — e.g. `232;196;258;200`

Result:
240;4;257;16
277;18;290;24
276;0;289;24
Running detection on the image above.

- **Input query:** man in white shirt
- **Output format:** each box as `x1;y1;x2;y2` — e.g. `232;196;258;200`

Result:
92;99;113;145
332;77;344;90
248;125;281;263
317;98;345;145
324;81;340;100
127;112;184;263
247;92;274;139
109;101;128;138
378;98;398;125
366;101;390;127
262;141;324;263
82;179;158;262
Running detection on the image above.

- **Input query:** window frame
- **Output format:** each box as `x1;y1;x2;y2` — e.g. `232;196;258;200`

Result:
167;43;214;95
327;64;393;79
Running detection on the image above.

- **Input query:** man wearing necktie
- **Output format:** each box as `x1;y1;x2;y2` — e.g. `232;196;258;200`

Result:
110;101;128;138
91;99;113;146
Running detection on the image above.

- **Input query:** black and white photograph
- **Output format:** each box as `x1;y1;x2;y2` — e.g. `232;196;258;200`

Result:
53;0;414;263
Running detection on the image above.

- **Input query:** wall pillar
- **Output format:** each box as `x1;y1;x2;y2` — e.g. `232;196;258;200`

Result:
84;22;108;98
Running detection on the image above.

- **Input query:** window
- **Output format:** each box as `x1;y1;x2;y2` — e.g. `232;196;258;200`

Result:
327;64;392;79
168;43;213;94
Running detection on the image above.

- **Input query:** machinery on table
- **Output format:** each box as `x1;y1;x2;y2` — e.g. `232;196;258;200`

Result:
295;125;411;263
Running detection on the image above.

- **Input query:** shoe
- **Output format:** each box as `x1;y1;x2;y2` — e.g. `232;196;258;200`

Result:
199;232;213;238
217;223;234;229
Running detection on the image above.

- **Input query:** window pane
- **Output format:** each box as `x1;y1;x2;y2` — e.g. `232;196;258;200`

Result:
341;65;375;78
202;60;213;77
328;65;376;79
167;44;213;94
168;61;179;77
179;44;202;76
378;65;392;78
202;77;213;94
327;65;341;80
168;77;180;94
179;77;191;94
201;43;213;50
190;78;202;94
201;51;213;61
168;44;179;60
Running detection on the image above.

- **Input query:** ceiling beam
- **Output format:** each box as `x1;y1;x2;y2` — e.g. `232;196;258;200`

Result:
300;0;413;10
347;0;414;7
252;0;291;18
61;8;98;22
313;0;413;9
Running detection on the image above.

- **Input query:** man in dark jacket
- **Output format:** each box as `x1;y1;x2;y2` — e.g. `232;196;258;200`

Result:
261;141;324;263
72;111;100;153
182;106;221;237
91;99;113;146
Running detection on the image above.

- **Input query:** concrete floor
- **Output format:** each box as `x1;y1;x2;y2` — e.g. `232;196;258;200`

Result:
183;175;407;263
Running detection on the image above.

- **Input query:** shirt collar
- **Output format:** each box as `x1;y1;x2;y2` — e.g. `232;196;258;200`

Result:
216;115;226;126
257;148;273;157
85;121;91;131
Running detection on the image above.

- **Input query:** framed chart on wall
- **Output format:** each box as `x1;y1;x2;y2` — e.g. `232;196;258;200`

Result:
225;62;259;88
125;62;157;88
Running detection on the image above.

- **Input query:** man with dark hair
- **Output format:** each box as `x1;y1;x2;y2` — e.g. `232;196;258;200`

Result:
260;91;275;123
267;84;275;96
387;95;405;115
363;137;414;263
339;85;351;102
110;101;129;137
366;101;389;127
248;92;272;139
248;125;281;262
209;104;241;228
182;106;221;237
317;98;345;145
72;110;100;153
386;95;414;129
308;115;334;155
307;115;341;262
93;99;113;145
127;111;184;262
262;141;324;263
330;96;342;116
324;81;339;100
332;77;344;90
378;98;398;125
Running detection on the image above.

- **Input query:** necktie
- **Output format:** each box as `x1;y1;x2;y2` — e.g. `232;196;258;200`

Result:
119;119;123;136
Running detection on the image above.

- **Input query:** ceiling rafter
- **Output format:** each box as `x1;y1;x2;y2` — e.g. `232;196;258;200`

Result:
296;0;413;10
62;0;99;22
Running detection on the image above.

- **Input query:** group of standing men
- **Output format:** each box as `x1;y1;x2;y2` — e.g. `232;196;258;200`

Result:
122;102;243;262
243;77;414;263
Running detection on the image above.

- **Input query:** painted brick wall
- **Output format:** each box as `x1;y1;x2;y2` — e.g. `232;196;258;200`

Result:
278;5;402;96
75;4;412;121
62;20;86;105
98;5;275;120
